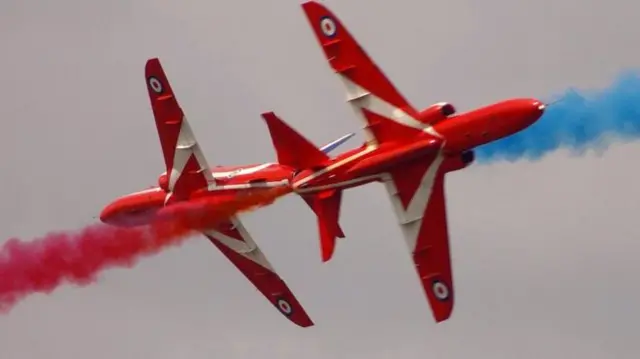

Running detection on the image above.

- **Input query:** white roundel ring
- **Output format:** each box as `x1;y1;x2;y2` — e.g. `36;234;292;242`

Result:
148;76;163;93
320;16;337;37
277;298;293;315
432;280;450;301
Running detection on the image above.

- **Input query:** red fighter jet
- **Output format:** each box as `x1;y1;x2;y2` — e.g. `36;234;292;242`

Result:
258;1;546;323
99;58;355;328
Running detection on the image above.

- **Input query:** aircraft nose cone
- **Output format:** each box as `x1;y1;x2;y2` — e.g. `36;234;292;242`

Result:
520;98;545;124
99;204;115;223
531;99;546;113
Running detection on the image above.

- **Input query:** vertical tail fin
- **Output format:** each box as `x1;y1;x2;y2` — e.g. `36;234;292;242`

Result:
261;112;329;169
261;111;347;262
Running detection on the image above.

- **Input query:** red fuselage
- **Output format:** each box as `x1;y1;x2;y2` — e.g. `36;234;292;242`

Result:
291;98;545;193
99;163;294;227
100;99;544;226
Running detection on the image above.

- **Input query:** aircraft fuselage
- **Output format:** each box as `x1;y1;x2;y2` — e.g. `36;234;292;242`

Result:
99;163;293;227
292;98;545;194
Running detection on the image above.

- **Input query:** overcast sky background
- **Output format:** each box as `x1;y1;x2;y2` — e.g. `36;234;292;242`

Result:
2;0;640;358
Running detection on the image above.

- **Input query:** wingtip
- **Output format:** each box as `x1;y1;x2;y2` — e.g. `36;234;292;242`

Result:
301;0;328;19
285;303;315;328
432;301;454;323
297;319;315;328
260;111;277;121
301;1;316;9
145;57;160;70
144;58;165;81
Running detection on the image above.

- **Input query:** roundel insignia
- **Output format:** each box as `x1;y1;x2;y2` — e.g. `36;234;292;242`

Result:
148;76;163;94
319;16;337;38
431;280;450;301
276;298;293;316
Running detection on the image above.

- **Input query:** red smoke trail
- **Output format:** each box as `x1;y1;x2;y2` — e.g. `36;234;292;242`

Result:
0;187;291;313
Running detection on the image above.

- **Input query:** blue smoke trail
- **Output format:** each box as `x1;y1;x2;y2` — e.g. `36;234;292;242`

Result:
475;71;640;163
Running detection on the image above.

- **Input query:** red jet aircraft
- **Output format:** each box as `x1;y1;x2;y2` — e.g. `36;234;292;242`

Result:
99;58;355;328
258;1;546;323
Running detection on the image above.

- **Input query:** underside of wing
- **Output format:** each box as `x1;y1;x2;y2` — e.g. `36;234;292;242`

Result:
145;58;215;199
202;215;314;327
301;1;425;146
382;151;455;322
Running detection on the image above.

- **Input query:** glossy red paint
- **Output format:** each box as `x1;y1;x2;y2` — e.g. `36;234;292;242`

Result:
99;163;294;227
434;98;545;153
271;1;548;324
100;188;166;227
97;58;336;328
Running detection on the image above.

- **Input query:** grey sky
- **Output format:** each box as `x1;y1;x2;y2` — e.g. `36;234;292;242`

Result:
2;0;640;358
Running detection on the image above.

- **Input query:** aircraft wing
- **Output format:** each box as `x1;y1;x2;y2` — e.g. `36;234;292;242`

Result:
201;215;314;327
382;150;454;322
301;1;431;146
145;58;313;327
145;58;216;200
